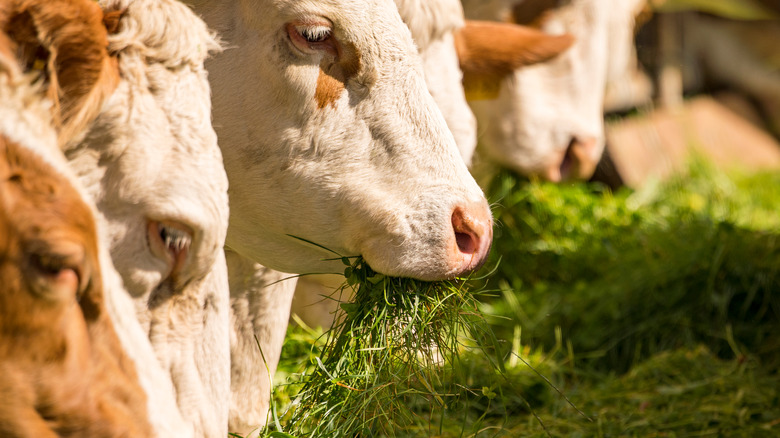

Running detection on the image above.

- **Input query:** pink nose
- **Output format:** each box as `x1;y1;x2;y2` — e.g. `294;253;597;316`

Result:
560;137;601;181
450;203;493;276
543;137;601;182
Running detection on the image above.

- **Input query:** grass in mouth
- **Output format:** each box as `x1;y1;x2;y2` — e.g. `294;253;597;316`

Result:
270;256;510;438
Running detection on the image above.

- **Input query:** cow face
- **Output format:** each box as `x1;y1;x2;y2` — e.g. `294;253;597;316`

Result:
190;0;493;281
0;102;97;347
462;0;645;182
62;1;231;433
65;0;229;313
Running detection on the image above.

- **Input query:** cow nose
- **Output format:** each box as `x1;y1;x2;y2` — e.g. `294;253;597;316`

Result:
451;203;493;276
559;136;600;181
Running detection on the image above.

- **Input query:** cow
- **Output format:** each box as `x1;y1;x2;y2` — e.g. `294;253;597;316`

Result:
46;0;232;435
394;0;478;162
291;0;577;332
395;0;575;165
0;11;152;436
461;0;648;182
185;0;497;434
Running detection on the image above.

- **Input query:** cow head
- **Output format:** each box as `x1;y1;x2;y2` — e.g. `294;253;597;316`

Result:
60;0;230;433
190;0;493;281
62;0;228;314
462;0;645;182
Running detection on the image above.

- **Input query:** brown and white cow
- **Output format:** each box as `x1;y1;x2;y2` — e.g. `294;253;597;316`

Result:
0;16;151;436
461;0;648;182
57;0;231;435
395;0;575;164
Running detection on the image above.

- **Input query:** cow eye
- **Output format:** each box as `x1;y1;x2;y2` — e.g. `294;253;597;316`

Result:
147;220;192;281
28;244;86;300
286;21;337;56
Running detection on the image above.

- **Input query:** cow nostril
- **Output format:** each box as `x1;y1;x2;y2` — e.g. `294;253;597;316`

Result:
451;207;483;255
455;231;477;255
559;136;600;181
450;204;493;276
559;138;577;181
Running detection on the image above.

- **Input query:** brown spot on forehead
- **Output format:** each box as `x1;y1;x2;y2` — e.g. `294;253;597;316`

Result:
314;40;362;109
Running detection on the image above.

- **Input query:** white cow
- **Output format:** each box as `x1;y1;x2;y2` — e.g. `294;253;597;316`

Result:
462;0;648;182
62;0;231;436
396;0;580;166
186;0;494;435
292;0;577;332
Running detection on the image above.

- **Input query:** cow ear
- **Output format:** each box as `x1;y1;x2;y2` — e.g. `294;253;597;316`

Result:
1;0;120;146
455;20;574;100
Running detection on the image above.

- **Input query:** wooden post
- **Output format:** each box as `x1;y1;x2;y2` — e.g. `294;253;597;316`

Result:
657;12;684;110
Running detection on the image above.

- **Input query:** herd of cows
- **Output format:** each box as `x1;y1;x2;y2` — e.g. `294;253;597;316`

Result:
0;0;648;436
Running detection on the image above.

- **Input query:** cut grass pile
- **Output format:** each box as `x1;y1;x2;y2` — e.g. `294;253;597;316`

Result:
265;257;507;437
266;159;780;437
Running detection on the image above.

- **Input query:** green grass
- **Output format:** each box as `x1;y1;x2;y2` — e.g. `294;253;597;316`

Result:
263;159;780;437
481;162;780;372
264;257;507;437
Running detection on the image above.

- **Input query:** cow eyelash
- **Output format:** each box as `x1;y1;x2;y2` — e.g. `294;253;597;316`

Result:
296;25;332;43
159;225;190;255
147;220;192;281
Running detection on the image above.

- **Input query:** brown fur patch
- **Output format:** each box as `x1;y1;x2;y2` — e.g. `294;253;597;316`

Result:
455;20;574;100
315;67;345;109
0;0;120;146
314;40;362;109
0;135;152;437
102;9;125;35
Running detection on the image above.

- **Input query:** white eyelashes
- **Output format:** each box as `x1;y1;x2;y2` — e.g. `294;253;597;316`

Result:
297;24;332;43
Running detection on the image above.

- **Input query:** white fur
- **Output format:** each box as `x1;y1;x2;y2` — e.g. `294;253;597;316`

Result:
394;0;464;51
462;0;646;180
65;0;231;436
226;250;298;438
